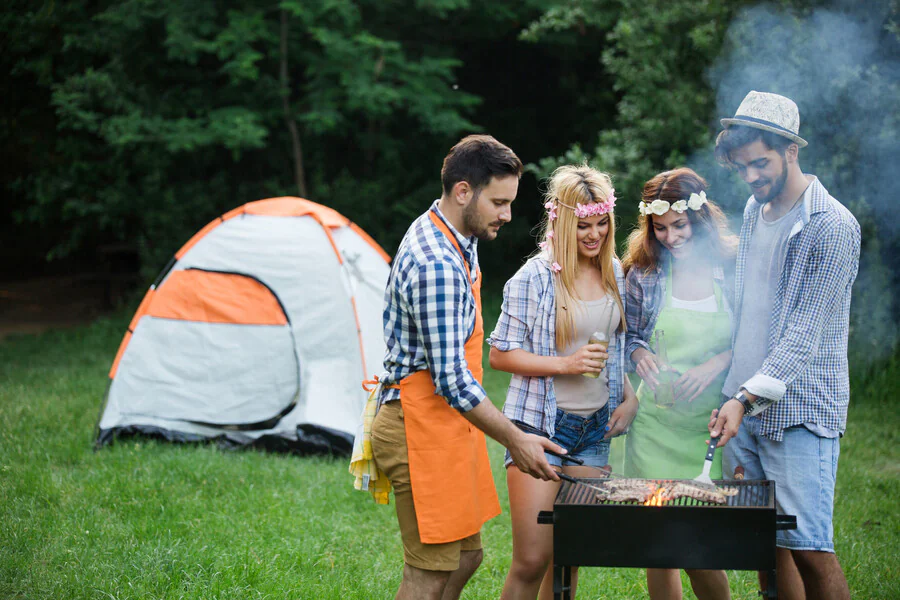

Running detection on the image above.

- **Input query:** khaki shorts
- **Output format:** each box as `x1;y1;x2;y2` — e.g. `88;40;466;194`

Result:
371;400;482;571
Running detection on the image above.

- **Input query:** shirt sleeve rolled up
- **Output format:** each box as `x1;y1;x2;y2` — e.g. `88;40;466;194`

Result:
746;221;861;401
487;267;541;353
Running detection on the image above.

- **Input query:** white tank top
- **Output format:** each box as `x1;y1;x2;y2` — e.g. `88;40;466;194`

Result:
669;294;717;313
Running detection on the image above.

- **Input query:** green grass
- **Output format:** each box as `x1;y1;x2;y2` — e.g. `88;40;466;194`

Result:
1;313;898;599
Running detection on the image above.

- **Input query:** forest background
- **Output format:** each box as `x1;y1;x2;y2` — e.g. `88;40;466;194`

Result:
2;0;898;367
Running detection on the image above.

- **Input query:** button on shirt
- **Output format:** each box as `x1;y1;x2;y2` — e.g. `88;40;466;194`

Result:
724;198;803;397
379;201;485;412
727;176;860;441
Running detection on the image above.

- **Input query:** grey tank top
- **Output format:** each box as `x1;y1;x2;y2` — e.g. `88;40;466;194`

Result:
554;295;620;416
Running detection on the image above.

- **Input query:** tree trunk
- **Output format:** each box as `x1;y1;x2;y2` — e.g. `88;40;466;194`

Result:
280;9;307;198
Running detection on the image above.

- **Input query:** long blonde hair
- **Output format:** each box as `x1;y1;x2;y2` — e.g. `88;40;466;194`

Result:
538;164;626;350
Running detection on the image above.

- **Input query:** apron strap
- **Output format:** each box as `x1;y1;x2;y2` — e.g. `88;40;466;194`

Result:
428;210;475;285
665;259;674;305
713;276;725;312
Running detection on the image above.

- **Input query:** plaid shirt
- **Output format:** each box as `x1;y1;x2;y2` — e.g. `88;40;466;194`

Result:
486;255;627;438
624;259;734;370
379;201;486;412
732;176;860;441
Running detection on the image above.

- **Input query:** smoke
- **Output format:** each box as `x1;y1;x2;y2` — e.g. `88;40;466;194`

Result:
692;0;900;362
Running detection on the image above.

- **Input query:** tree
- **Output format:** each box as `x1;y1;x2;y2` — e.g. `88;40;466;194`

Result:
522;0;900;360
6;0;484;275
521;0;749;218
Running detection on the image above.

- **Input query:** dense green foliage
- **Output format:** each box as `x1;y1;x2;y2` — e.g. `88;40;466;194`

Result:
2;0;567;276
1;315;898;598
523;0;900;362
3;0;898;360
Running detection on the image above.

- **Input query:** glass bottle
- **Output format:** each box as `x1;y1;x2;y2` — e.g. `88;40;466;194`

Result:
653;329;676;408
582;329;608;379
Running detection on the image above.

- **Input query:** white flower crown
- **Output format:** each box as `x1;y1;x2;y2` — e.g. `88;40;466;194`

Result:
638;191;708;216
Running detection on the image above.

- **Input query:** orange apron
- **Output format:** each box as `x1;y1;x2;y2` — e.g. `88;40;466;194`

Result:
396;211;501;544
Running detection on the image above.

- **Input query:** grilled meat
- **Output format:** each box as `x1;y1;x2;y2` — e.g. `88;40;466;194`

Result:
658;481;738;505
581;478;742;504
592;480;659;503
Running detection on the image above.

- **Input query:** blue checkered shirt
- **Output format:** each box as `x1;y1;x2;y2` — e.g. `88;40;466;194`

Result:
486;255;627;438
731;177;860;441
379;201;486;412
624;260;734;370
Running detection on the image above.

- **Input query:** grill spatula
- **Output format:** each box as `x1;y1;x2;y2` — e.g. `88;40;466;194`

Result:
692;435;720;490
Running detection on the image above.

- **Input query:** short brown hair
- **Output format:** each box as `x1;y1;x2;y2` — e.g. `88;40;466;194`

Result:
441;135;523;195
715;125;795;169
622;167;737;274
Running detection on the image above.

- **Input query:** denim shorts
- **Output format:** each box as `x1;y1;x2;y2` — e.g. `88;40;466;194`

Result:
505;405;611;469
723;417;840;552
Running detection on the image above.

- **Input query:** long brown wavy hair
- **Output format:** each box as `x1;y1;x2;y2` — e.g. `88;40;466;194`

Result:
622;167;737;274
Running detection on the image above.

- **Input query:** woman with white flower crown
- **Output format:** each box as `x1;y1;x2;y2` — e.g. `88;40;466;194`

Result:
489;164;638;599
622;167;737;600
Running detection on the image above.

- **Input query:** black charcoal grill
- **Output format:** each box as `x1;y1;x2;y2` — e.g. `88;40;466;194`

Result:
537;477;797;599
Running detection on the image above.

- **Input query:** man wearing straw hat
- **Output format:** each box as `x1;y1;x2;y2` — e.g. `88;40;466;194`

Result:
709;91;859;599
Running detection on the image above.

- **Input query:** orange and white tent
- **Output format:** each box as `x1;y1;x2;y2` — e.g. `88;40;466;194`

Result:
96;197;390;455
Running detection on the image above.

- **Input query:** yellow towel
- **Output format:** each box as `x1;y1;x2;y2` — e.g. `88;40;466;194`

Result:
349;380;391;505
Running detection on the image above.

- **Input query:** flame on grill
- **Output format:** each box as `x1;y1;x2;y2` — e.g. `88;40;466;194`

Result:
643;488;666;506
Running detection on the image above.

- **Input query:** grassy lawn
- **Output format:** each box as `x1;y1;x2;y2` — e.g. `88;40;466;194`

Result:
1;312;898;599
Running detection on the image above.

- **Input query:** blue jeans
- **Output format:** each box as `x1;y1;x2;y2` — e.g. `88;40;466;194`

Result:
506;405;611;468
723;417;840;552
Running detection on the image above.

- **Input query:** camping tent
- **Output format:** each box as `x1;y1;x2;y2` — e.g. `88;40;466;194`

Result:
96;197;391;455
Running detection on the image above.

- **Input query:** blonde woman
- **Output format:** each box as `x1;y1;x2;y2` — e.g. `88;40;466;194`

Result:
488;164;638;600
622;167;737;600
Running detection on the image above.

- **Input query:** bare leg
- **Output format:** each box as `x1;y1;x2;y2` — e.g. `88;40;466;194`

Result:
647;568;682;600
501;465;560;599
792;550;850;600
535;464;610;599
759;548;805;600
535;464;602;599
685;569;730;600
397;563;451;600
441;549;483;600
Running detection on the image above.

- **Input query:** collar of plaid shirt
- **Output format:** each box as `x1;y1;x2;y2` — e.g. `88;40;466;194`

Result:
732;175;861;441
734;176;823;330
379;201;486;412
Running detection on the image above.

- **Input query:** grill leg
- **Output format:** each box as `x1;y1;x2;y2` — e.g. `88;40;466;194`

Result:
553;564;572;600
761;569;777;599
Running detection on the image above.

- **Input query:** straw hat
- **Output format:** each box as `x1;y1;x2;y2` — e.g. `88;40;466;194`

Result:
721;91;808;147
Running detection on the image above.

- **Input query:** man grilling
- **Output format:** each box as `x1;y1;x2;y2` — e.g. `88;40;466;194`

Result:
709;91;860;599
370;134;565;600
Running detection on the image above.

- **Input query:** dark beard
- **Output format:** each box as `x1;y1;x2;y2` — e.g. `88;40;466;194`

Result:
462;189;495;240
753;161;789;204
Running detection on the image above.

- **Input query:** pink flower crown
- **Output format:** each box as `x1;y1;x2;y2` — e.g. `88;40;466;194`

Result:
544;190;616;222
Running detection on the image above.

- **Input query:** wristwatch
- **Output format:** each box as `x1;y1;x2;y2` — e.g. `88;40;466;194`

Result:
732;390;753;415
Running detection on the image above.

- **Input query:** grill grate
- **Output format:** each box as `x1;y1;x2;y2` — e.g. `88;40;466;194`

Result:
556;478;772;508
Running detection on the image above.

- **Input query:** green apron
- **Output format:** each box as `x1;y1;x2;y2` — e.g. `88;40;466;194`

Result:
623;267;731;480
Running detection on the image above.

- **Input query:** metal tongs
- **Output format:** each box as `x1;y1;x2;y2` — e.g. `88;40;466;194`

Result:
513;420;615;488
